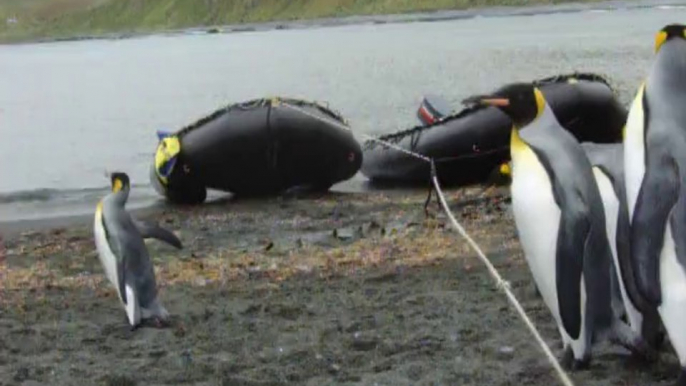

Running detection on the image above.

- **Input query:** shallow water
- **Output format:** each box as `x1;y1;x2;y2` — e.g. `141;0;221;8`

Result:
2;1;686;222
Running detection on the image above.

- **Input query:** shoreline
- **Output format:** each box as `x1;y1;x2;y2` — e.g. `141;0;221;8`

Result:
0;177;435;240
0;205;160;240
2;0;684;46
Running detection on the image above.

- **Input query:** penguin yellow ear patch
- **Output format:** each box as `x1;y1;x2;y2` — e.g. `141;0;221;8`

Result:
112;178;123;193
533;88;546;119
655;31;668;53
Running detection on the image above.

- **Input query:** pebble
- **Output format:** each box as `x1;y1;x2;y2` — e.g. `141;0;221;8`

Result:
497;345;515;359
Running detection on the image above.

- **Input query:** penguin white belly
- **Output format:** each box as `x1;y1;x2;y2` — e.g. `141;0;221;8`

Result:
592;167;643;334
658;226;686;365
93;207;123;303
511;150;587;355
511;161;561;318
125;284;141;326
623;86;646;220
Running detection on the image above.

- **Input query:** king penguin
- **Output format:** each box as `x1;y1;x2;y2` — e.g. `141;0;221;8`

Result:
581;142;664;352
94;172;183;329
462;83;650;369
624;24;686;384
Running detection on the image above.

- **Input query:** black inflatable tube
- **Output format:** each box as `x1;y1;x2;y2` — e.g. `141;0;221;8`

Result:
360;73;627;186
150;97;362;204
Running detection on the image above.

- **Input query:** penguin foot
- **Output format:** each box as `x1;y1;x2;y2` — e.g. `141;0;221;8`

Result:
152;316;171;329
675;367;686;386
653;330;667;351
621;333;658;363
571;357;591;371
642;311;667;352
628;341;659;364
608;320;658;362
560;346;591;371
561;346;574;370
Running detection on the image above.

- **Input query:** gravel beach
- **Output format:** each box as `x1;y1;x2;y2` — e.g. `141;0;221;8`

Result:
0;185;682;386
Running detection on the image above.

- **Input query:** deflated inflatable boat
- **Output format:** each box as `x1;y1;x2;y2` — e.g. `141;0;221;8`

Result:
361;73;627;186
151;97;362;204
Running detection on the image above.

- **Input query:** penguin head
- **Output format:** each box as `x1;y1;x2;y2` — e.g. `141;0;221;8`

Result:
109;172;130;194
655;24;686;53
154;133;181;185
462;83;546;129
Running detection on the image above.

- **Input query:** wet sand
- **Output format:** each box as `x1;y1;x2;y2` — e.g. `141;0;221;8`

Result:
0;186;682;385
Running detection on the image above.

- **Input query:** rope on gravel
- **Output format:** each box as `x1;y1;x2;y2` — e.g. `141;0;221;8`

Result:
280;102;576;386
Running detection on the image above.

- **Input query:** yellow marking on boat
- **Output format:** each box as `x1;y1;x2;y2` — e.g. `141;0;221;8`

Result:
154;136;181;185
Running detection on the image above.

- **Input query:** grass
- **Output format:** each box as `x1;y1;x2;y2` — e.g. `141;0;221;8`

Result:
0;0;611;44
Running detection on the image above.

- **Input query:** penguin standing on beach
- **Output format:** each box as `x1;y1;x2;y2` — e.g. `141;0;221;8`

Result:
462;83;650;369
624;24;686;384
94;172;183;329
581;142;664;351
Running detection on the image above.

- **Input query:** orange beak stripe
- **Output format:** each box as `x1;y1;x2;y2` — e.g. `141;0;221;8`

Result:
479;98;510;107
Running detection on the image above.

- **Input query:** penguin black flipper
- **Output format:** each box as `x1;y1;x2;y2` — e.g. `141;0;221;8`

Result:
133;219;183;250
530;144;587;340
117;247;128;305
616;189;658;316
630;157;679;306
555;210;590;340
582;142;655;315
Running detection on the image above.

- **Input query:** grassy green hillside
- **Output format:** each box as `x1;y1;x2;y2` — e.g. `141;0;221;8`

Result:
0;0;606;43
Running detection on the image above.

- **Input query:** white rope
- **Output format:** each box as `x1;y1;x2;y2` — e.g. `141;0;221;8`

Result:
280;102;575;386
429;164;574;386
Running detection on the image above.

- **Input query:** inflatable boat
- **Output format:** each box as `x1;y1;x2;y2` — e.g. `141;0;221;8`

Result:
150;97;362;204
361;73;627;186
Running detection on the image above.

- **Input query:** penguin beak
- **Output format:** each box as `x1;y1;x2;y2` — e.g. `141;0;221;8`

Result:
462;95;510;107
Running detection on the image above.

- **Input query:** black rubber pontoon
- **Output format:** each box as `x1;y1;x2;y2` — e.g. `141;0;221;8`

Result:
361;73;627;186
150;97;362;204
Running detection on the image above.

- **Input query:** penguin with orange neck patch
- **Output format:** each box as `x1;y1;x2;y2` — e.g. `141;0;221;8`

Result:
94;172;183;329
463;83;652;369
624;24;686;385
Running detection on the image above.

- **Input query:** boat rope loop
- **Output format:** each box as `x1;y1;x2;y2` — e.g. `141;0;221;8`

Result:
174;97;349;138
281;102;576;386
361;102;490;149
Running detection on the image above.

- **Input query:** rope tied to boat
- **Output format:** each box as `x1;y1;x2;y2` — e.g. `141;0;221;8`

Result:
280;102;576;386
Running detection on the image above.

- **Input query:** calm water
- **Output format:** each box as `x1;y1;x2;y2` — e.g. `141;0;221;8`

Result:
2;2;686;221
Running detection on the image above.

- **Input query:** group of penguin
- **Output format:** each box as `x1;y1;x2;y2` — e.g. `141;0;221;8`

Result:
461;23;686;384
91;22;686;384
